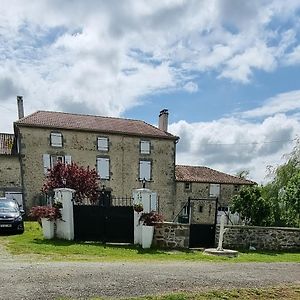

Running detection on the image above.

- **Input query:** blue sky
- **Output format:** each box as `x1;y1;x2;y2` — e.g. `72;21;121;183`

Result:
0;0;300;183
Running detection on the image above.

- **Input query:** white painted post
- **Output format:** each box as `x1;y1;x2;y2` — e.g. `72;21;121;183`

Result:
54;188;75;240
133;188;157;245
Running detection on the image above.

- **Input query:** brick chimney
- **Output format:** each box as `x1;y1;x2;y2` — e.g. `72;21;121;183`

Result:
159;109;169;132
17;96;24;119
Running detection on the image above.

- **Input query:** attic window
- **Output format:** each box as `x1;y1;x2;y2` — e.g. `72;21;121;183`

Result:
184;182;191;191
50;132;63;147
209;184;220;197
234;185;239;192
97;137;109;151
140;140;150;154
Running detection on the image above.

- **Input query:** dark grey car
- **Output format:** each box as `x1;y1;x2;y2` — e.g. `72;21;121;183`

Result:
0;198;24;234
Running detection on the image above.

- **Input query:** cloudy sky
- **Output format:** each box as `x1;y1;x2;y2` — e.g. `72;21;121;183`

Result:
1;0;300;183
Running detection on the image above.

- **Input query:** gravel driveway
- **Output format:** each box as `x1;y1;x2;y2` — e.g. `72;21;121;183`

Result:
0;258;299;300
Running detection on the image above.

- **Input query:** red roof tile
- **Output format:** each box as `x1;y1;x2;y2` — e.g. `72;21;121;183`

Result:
175;165;255;185
15;111;178;140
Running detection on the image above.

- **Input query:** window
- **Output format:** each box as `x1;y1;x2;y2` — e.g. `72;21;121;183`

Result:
184;182;191;191
97;157;110;180
50;132;63;147
97;137;109;151
182;205;189;216
199;205;203;213
234;185;239;192
139;160;151;181
209;183;220;197
140;140;150;154
42;154;72;175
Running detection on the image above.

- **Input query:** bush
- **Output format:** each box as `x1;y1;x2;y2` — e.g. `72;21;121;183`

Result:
29;206;62;221
139;211;164;226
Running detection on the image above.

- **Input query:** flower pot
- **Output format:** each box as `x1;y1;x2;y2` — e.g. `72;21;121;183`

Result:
41;218;55;239
141;225;154;249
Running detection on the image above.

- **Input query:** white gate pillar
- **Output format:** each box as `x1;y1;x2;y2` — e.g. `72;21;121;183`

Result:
132;188;157;245
54;188;75;240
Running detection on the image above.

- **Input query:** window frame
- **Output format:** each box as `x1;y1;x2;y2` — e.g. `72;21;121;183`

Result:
184;182;191;191
50;132;63;148
97;137;109;152
139;159;152;181
96;157;110;180
140;140;151;154
209;183;221;197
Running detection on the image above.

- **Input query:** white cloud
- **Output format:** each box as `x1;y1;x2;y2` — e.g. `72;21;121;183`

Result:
169;113;300;183
183;81;198;93
0;0;300;133
240;90;300;118
285;45;300;65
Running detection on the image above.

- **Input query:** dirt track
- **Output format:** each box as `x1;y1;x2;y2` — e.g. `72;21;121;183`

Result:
0;259;299;299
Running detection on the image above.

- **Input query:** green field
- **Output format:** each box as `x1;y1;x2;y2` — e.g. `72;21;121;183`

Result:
1;222;299;262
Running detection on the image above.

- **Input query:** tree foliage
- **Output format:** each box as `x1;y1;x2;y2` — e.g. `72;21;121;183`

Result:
43;162;99;203
231;185;273;226
262;140;300;227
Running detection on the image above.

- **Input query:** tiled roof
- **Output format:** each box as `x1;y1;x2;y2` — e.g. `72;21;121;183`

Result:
0;133;14;155
15;111;178;140
175;165;255;185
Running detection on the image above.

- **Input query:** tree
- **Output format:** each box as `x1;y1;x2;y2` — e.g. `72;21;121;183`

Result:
231;185;273;226
280;171;300;227
262;140;300;226
43;162;99;203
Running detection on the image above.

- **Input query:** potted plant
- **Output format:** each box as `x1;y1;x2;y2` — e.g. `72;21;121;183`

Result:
29;206;62;239
139;211;163;248
133;202;143;213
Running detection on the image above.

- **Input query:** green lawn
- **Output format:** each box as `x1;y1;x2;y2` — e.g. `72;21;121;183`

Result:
132;285;300;300
1;222;299;262
59;285;300;300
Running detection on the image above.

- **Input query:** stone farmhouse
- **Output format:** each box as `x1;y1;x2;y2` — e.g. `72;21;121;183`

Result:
1;98;254;221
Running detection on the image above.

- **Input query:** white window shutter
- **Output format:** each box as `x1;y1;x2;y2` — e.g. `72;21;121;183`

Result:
43;154;51;175
209;184;220;197
65;155;72;165
140;141;150;154
97;158;110;179
97;137;108;151
139;160;151;181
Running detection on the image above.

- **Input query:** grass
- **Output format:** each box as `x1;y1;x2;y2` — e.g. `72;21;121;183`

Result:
133;285;300;300
1;222;300;262
59;285;300;300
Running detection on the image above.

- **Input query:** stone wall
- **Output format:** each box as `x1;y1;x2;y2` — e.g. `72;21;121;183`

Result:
153;222;189;248
216;225;300;251
17;126;176;219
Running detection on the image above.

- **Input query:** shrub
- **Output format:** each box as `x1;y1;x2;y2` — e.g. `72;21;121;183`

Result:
139;211;164;226
29;206;62;221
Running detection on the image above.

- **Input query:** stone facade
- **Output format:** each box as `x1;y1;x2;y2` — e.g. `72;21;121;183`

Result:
215;225;300;251
174;182;241;224
153;222;190;248
0;155;21;196
17;126;176;219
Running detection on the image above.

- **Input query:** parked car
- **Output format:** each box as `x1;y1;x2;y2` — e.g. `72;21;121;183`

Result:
0;198;24;234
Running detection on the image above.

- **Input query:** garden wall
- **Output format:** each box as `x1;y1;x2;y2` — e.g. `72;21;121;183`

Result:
153;222;189;248
216;225;300;251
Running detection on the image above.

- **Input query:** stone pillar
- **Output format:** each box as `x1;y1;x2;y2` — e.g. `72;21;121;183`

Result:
54;188;75;240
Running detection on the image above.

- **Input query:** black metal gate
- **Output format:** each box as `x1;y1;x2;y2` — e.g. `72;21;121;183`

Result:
73;193;134;243
189;224;216;248
187;197;218;248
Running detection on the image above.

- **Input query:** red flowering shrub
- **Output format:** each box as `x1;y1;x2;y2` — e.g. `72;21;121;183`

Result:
29;206;62;221
42;162;99;203
139;211;164;226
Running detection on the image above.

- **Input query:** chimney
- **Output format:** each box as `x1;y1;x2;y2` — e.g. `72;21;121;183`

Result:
159;109;169;132
17;96;24;119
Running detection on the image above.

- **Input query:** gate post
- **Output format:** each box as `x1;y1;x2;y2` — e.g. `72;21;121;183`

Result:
132;188;157;245
54;188;75;240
